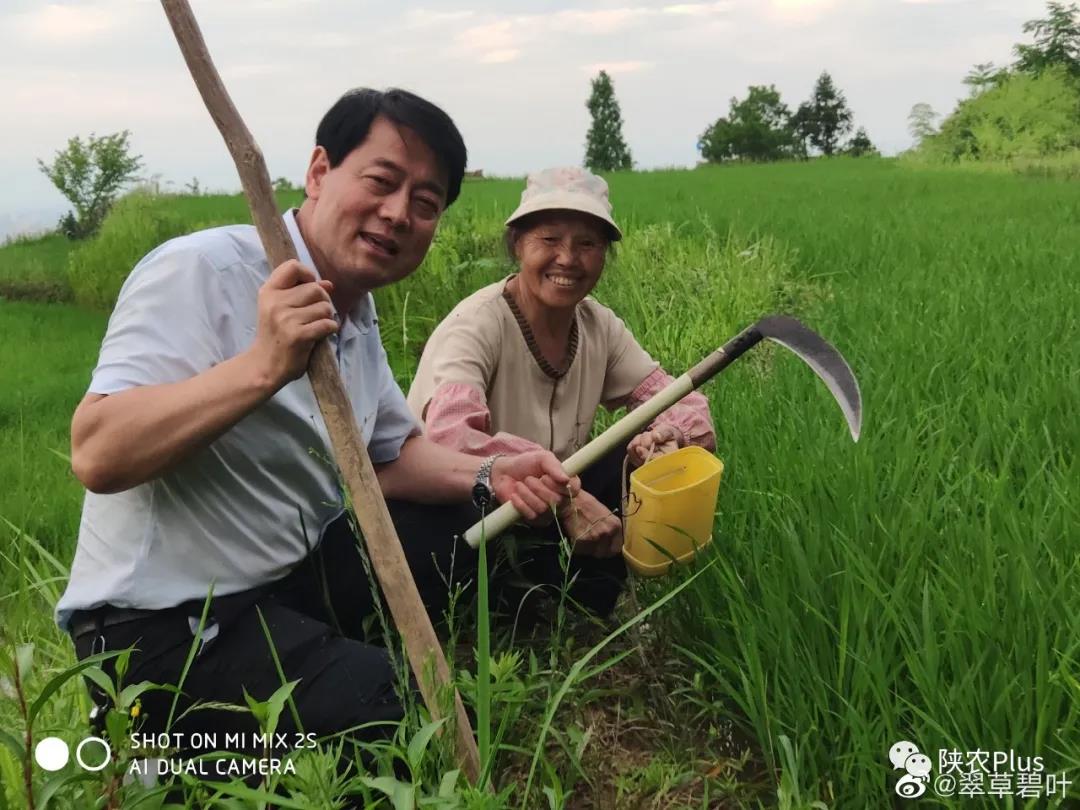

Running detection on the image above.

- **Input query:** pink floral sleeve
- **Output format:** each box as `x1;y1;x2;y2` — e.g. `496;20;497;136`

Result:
422;381;545;457
627;367;716;451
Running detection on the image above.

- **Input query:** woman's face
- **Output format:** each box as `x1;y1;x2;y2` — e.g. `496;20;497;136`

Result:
513;211;609;311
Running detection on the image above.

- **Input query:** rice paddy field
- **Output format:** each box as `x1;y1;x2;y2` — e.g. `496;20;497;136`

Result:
1;158;1077;808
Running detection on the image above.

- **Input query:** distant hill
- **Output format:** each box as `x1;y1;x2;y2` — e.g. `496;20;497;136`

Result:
0;208;64;243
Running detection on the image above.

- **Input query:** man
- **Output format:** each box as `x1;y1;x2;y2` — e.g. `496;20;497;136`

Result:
56;88;575;754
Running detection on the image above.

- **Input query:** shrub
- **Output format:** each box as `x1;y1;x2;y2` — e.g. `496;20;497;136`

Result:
919;67;1080;161
843;127;880;157
37;131;143;240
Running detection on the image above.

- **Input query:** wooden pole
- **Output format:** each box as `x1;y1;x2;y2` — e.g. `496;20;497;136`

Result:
159;0;481;783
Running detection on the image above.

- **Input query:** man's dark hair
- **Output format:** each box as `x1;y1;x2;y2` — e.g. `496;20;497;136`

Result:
316;88;467;207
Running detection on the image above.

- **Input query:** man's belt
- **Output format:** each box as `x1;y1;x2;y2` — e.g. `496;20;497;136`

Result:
69;606;162;640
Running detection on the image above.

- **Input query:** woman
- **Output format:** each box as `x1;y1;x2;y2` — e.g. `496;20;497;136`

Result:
408;167;715;618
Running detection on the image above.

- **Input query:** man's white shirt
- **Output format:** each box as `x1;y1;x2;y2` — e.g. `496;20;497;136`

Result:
56;211;419;630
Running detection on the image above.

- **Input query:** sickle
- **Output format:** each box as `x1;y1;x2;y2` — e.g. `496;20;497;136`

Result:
463;314;862;548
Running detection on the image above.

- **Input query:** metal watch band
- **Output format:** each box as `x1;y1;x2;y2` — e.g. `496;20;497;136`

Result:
472;453;503;509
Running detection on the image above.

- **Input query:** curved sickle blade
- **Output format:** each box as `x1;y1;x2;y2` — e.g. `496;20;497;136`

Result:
757;315;862;442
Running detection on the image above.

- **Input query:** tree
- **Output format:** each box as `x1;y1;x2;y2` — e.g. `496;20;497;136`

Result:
794;71;854;156
584;71;633;171
788;104;814;159
698;116;735;162
1014;1;1080;78
964;62;1008;95
698;85;798;163
38;131;143;239
907;103;939;145
843;127;879;157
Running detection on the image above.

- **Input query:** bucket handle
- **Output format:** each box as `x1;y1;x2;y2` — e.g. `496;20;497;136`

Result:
620;451;656;525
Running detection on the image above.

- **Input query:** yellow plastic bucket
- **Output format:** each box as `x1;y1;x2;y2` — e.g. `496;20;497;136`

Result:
622;445;724;577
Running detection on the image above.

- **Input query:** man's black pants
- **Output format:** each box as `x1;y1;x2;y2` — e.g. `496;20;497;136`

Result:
69;453;628;755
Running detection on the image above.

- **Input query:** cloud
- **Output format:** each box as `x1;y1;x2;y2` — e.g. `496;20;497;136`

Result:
305;31;366;49
765;0;840;24
456;19;520;60
662;2;734;16
451;3;732;63
0;68;193;122
404;9;477;27
479;49;521;64
12;3;116;44
221;64;282;80
582;60;654;74
548;8;654;33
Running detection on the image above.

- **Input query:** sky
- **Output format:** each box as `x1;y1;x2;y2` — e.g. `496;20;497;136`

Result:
0;0;1050;239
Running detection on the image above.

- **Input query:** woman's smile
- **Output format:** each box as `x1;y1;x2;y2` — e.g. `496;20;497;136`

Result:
544;272;582;289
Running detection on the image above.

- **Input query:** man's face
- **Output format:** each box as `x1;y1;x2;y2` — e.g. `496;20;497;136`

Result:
302;115;448;296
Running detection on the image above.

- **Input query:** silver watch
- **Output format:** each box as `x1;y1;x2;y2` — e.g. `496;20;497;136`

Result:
472;453;503;509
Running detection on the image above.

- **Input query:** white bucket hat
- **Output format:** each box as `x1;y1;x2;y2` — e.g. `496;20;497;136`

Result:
505;166;622;241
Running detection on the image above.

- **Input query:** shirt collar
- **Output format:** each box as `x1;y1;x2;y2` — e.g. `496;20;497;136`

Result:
283;208;374;336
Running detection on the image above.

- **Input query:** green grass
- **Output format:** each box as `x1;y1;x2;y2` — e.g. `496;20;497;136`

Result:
0;191;304;304
1;159;1077;807
0;233;74;302
0;302;107;555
